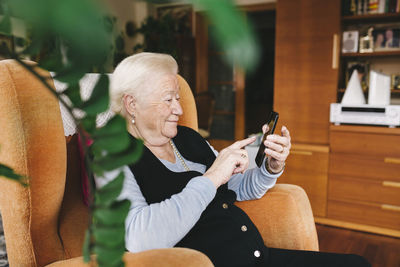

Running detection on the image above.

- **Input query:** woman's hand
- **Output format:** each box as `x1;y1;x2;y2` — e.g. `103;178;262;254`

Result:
204;136;256;188
262;125;291;173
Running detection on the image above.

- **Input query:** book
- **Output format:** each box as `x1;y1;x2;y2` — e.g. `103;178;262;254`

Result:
351;0;358;14
388;0;397;12
378;0;386;13
368;0;379;13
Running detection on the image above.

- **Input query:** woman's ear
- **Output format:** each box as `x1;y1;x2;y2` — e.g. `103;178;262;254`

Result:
123;94;136;116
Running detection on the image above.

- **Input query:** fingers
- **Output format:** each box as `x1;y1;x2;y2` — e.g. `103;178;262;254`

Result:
265;147;289;162
264;125;291;163
266;126;291;148
230;136;256;149
264;140;283;153
262;124;269;134
281;125;291;139
231;149;248;173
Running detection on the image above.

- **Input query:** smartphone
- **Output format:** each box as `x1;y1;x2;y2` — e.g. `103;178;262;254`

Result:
255;111;279;168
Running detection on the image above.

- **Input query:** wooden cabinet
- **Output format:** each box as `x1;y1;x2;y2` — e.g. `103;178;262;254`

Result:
273;0;400;237
274;0;340;219
277;144;329;217
274;0;340;145
326;125;400;236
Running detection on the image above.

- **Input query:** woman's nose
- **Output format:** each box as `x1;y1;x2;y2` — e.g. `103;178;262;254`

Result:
173;99;183;116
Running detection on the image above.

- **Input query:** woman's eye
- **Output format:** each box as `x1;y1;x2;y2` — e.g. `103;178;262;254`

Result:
165;99;172;103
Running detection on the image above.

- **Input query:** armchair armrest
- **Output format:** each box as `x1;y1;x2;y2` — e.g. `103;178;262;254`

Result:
46;248;214;267
235;184;319;251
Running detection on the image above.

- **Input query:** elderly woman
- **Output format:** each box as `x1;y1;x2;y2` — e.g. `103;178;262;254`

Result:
100;53;370;267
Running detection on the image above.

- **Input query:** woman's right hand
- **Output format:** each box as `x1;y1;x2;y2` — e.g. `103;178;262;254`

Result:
204;136;256;188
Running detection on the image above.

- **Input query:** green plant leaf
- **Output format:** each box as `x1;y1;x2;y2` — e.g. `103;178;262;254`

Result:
93;225;125;247
81;74;109;116
92;139;143;175
91;116;131;155
81;115;97;135
95;171;124;206
0;13;11;35
82;229;91;263
92;115;127;137
39;50;64;72
64;83;83;107
94;243;125;267
188;0;260;71
54;67;87;85
93;199;130;226
0;163;28;186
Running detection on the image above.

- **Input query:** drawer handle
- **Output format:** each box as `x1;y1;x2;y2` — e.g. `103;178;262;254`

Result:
384;157;400;164
291;151;313;156
381;204;400;212
382;181;400;188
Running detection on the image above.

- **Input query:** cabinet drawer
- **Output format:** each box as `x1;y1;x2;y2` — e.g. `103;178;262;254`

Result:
329;153;400;182
329;175;400;206
330;131;400;157
278;145;329;217
328;199;400;230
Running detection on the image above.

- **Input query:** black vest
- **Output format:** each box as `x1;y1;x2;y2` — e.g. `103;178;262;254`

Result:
130;126;267;267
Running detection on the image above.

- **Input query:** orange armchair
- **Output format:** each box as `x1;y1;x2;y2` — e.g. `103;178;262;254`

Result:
0;59;318;267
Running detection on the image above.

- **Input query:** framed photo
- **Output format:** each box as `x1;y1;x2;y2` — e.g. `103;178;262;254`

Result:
346;61;370;91
373;27;400;51
342;31;359;53
0;34;14;60
392;74;400;90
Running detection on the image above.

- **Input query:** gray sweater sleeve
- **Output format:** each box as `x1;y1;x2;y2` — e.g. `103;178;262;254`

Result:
95;143;282;253
206;143;283;201
96;167;216;252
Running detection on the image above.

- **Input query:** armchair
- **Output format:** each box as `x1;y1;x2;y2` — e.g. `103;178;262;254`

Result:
0;59;318;267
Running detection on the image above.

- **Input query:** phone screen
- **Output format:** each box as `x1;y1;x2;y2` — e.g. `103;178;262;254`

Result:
255;111;279;168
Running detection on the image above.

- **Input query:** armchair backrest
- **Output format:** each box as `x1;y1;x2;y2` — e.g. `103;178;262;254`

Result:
0;60;68;266
177;75;198;131
0;59;199;267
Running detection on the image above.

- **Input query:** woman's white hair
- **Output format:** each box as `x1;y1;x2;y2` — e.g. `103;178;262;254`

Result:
110;52;178;116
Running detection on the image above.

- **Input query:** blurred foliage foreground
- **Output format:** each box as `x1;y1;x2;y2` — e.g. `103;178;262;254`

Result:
0;0;259;266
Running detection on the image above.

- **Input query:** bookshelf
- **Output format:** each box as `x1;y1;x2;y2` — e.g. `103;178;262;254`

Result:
341;50;400;57
339;3;400;103
272;0;400;237
342;12;400;22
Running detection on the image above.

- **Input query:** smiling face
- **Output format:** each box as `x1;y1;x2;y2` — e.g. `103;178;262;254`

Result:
128;74;183;147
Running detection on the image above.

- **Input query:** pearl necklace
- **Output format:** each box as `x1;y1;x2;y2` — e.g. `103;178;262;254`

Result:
169;140;190;171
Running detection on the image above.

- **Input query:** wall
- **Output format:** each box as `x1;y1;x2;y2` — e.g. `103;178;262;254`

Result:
102;0;149;56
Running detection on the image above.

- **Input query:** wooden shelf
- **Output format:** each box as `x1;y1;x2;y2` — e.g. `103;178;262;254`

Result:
341;50;400;57
338;88;400;93
342;12;400;23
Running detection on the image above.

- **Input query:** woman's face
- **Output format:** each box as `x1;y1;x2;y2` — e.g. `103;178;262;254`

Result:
133;74;183;146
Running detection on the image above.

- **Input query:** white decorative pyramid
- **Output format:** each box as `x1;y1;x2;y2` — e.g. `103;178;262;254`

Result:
341;70;366;105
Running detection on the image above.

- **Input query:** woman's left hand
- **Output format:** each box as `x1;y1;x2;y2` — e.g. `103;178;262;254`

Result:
262;125;291;173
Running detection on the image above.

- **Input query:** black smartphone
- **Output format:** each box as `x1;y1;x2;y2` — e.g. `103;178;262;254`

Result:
255;111;279;168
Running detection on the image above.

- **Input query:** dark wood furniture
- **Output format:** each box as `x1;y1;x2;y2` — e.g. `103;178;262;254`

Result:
274;0;341;217
274;0;400;237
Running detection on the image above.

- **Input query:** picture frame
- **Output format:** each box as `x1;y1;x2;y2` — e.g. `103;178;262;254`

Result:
373;27;400;51
0;34;14;60
346;61;370;91
359;27;374;53
392;74;400;90
342;30;359;53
